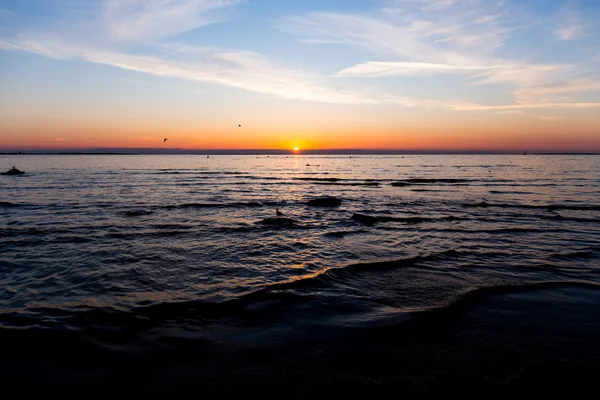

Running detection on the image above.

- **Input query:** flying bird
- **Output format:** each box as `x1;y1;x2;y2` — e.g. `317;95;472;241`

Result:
238;125;241;127
164;138;168;142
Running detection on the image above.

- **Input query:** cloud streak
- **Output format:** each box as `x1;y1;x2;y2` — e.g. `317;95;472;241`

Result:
0;0;382;104
555;5;587;41
556;24;586;41
337;62;492;77
0;37;374;104
1;0;599;112
103;0;241;43
286;0;600;107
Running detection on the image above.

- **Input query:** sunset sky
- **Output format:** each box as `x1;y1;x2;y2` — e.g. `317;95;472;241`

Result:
1;0;599;151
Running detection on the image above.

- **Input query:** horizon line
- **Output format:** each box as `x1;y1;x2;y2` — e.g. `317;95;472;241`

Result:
1;148;599;155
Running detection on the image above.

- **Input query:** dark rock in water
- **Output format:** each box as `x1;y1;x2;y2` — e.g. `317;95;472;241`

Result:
2;167;25;175
258;217;297;226
306;196;342;207
351;213;378;225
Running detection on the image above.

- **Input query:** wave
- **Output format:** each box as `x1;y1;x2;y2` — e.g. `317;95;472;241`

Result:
412;281;600;320
541;215;600;223
162;201;269;209
0;227;73;237
122;210;154;217
550;250;598;260
105;230;192;239
294;177;342;182
0;202;22;208
155;169;248;174
0;251;454;329
433;227;555;234
392;179;470;187
310;181;380;187
324;230;369;238
463;201;600;211
352;213;468;225
488;190;536;195
5;273;597;338
2;230;599;341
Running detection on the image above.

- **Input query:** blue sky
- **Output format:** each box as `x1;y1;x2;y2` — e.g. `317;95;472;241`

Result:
1;0;599;150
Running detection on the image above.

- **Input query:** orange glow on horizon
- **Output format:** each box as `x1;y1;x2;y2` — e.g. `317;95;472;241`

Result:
2;111;600;152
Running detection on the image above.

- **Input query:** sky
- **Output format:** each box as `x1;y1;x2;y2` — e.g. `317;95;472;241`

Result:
0;0;599;152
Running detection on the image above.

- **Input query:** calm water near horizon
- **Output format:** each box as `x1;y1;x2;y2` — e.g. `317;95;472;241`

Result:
1;154;600;395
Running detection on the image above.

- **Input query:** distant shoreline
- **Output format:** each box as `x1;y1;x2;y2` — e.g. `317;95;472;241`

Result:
1;150;599;156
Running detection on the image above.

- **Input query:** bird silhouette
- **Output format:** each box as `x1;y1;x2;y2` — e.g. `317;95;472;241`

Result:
164;138;168;142
238;124;241;127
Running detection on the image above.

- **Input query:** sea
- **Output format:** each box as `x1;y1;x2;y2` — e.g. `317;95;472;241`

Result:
1;154;599;397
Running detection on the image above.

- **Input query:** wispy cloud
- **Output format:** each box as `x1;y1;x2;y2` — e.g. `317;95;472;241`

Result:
539;116;566;122
452;102;600;111
555;5;587;41
385;97;600;112
403;0;459;12
285;0;600;107
286;0;510;61
0;0;381;104
337;61;490;77
2;0;599;113
0;36;374;104
103;0;241;43
336;59;600;104
556;23;586;41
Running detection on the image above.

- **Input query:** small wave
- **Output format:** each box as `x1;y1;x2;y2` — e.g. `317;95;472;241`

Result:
550;250;597;260
0;202;22;208
105;230;191;239
163;201;267;209
216;225;257;233
463;201;600;211
394;178;470;186
434;227;550;234
489;190;536;195
413;281;600;322
294;177;342;182
324;230;369;238
352;213;467;225
122;210;154;217
311;181;380;187
541;215;600;223
155;169;248;175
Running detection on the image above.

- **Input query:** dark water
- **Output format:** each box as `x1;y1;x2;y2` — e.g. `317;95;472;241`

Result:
1;154;599;396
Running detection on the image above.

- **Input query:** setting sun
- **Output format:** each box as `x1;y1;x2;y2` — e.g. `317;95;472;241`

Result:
293;147;299;152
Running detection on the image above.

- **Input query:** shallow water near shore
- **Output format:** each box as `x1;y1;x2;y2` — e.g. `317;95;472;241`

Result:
1;154;599;396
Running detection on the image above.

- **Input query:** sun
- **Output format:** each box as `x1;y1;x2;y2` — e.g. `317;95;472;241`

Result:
293;147;299;152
